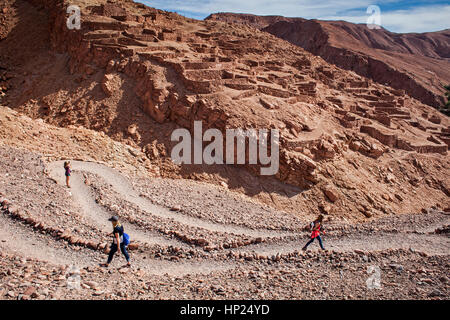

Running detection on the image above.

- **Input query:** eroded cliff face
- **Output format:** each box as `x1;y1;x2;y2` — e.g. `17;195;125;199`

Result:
0;0;449;220
207;13;450;110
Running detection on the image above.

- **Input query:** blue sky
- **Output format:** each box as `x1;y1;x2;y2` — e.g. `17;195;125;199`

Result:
139;0;450;33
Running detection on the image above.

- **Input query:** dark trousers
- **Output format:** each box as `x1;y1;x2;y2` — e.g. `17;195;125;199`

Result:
107;242;130;264
303;236;325;250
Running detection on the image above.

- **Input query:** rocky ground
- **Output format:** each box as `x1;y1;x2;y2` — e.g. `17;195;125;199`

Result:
0;140;448;300
0;247;448;300
0;0;448;301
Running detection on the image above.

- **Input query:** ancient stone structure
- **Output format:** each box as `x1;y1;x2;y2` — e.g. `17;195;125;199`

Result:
12;0;450;189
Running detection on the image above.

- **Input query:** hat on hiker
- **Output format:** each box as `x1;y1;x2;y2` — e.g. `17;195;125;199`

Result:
108;216;119;222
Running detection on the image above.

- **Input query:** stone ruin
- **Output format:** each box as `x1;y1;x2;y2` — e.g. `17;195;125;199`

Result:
26;0;450;189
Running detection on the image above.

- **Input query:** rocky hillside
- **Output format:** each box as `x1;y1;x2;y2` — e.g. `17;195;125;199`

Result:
206;13;450;110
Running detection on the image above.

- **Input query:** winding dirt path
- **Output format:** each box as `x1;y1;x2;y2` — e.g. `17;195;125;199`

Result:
2;158;447;279
46;160;449;257
0;211;235;276
238;232;450;256
47;160;294;239
53;167;188;248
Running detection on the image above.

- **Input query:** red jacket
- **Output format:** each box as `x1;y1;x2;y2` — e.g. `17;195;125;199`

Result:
311;222;322;239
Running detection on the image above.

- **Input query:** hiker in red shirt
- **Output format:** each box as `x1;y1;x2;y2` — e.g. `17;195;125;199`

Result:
302;215;326;251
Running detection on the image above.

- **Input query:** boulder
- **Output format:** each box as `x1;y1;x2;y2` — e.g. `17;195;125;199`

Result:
349;140;361;151
128;243;139;250
101;74;116;97
323;186;339;203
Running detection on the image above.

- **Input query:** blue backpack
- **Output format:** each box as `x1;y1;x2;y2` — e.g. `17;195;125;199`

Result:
123;233;130;246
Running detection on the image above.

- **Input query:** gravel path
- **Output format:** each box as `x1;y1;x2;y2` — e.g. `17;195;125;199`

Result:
238;232;450;256
0;157;448;297
58;170;187;248
0;212;102;267
0;211;235;276
47;160;450;258
47;160;294;238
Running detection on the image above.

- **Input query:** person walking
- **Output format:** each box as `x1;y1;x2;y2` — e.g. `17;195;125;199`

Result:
302;215;326;251
64;161;71;188
100;216;131;267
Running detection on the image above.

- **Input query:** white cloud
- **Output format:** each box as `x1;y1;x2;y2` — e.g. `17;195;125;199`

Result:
320;5;450;33
141;1;450;33
381;5;450;33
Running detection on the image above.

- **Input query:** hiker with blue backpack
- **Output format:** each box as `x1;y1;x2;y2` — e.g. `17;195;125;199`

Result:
100;216;131;267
